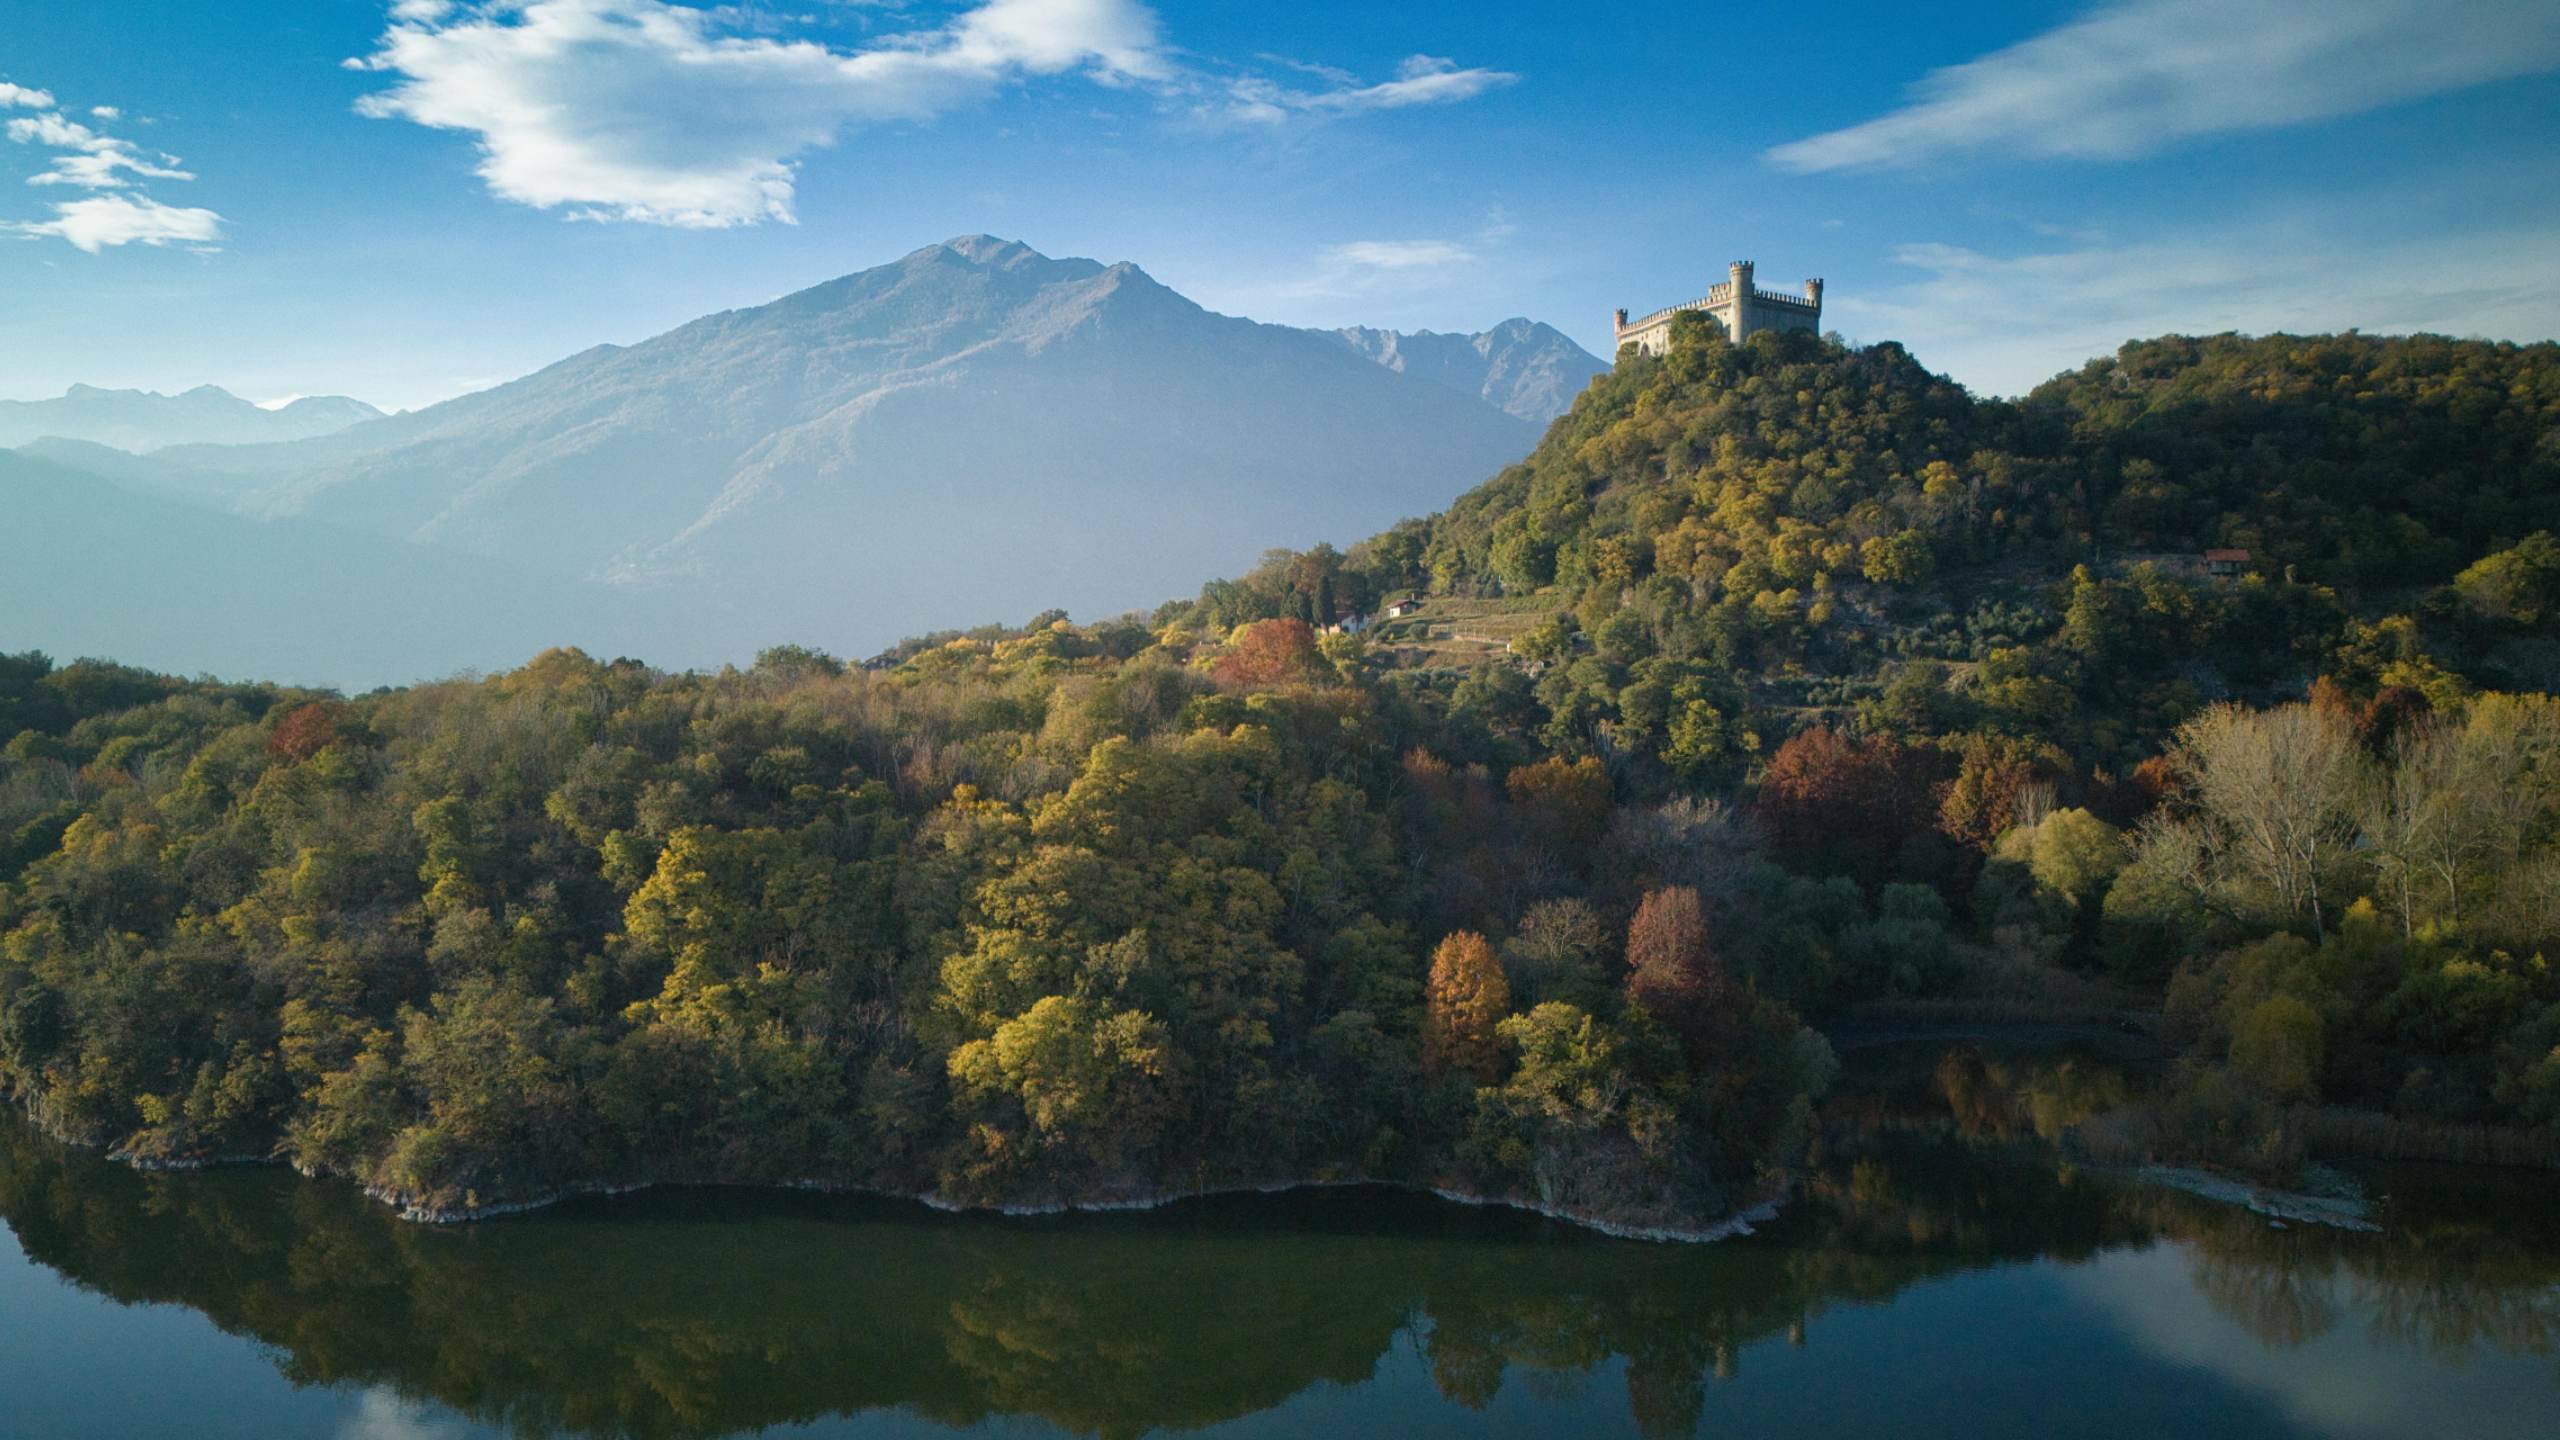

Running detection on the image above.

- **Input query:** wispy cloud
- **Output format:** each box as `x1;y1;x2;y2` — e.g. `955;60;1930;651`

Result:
7;111;195;188
3;81;222;251
1258;236;1485;304
349;0;1170;228
1224;54;1516;126
1836;221;2560;395
1328;239;1475;271
1768;0;2560;172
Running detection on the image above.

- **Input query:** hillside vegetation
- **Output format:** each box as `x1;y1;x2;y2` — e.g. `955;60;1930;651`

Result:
3;322;2557;1230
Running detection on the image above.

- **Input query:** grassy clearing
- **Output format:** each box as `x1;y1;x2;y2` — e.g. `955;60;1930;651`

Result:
1368;594;1566;670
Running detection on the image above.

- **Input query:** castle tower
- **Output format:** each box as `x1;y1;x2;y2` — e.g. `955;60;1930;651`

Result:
1727;260;1756;341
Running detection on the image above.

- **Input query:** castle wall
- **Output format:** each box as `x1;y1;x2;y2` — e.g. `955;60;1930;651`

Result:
1737;298;1822;338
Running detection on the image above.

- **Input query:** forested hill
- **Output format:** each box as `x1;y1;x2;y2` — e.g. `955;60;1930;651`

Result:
1428;325;2557;598
1168;322;2560;777
3;323;2557;1236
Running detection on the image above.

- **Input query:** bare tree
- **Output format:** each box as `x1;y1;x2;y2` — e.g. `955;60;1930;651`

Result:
2171;703;2374;940
2361;719;2473;936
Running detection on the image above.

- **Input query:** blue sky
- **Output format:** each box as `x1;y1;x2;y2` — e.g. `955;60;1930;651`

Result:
3;0;2557;411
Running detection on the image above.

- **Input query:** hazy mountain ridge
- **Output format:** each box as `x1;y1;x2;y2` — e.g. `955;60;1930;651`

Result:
7;237;1560;681
1328;318;1606;422
0;383;382;453
207;238;1542;584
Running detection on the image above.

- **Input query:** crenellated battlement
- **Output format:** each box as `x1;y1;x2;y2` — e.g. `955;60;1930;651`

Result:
1613;259;1824;360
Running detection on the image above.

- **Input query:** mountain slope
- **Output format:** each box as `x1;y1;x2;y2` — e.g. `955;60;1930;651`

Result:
105;237;1544;667
0;384;382;452
1328;318;1605;422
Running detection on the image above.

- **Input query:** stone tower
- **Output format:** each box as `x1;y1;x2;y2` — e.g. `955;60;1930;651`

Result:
1613;260;1823;359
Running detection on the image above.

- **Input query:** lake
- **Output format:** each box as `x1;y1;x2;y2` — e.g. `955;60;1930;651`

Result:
3;1040;2555;1439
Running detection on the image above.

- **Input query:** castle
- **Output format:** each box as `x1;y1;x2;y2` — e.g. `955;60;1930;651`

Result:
1613;261;1823;359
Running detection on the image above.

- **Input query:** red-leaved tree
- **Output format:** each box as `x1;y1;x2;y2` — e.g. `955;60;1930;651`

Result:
1754;726;1946;886
267;702;340;763
1624;886;1723;1059
1211;618;1324;689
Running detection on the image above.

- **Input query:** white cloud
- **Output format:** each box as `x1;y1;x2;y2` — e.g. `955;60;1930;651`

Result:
1768;0;2560;172
6;111;97;148
9;193;224;252
349;0;1170;228
1834;221;2560;396
1225;54;1515;125
2;81;223;251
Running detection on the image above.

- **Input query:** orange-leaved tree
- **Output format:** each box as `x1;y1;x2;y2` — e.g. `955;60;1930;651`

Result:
1422;930;1510;1084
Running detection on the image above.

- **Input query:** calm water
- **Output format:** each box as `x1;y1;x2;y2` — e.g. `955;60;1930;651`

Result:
3;1043;2556;1440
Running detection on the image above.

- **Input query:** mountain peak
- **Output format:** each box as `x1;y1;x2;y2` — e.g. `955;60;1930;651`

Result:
929;233;1113;277
940;233;1036;263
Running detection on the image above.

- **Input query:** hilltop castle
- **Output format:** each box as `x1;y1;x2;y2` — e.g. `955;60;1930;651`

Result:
1613;261;1823;359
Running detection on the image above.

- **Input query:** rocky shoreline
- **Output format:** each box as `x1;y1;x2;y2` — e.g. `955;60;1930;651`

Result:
2129;1164;2381;1232
388;1170;1788;1244
29;1110;1786;1244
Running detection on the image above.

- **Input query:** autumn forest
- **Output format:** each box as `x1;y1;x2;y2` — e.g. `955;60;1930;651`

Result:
5;321;2558;1230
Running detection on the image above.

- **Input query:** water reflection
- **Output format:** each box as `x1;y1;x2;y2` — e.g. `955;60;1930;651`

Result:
1;1042;2553;1440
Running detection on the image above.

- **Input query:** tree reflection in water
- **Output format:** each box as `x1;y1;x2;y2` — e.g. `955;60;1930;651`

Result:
1;1041;2552;1439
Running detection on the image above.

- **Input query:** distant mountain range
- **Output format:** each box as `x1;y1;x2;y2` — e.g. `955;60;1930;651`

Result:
1329;319;1604;423
0;384;382;453
4;237;1599;686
